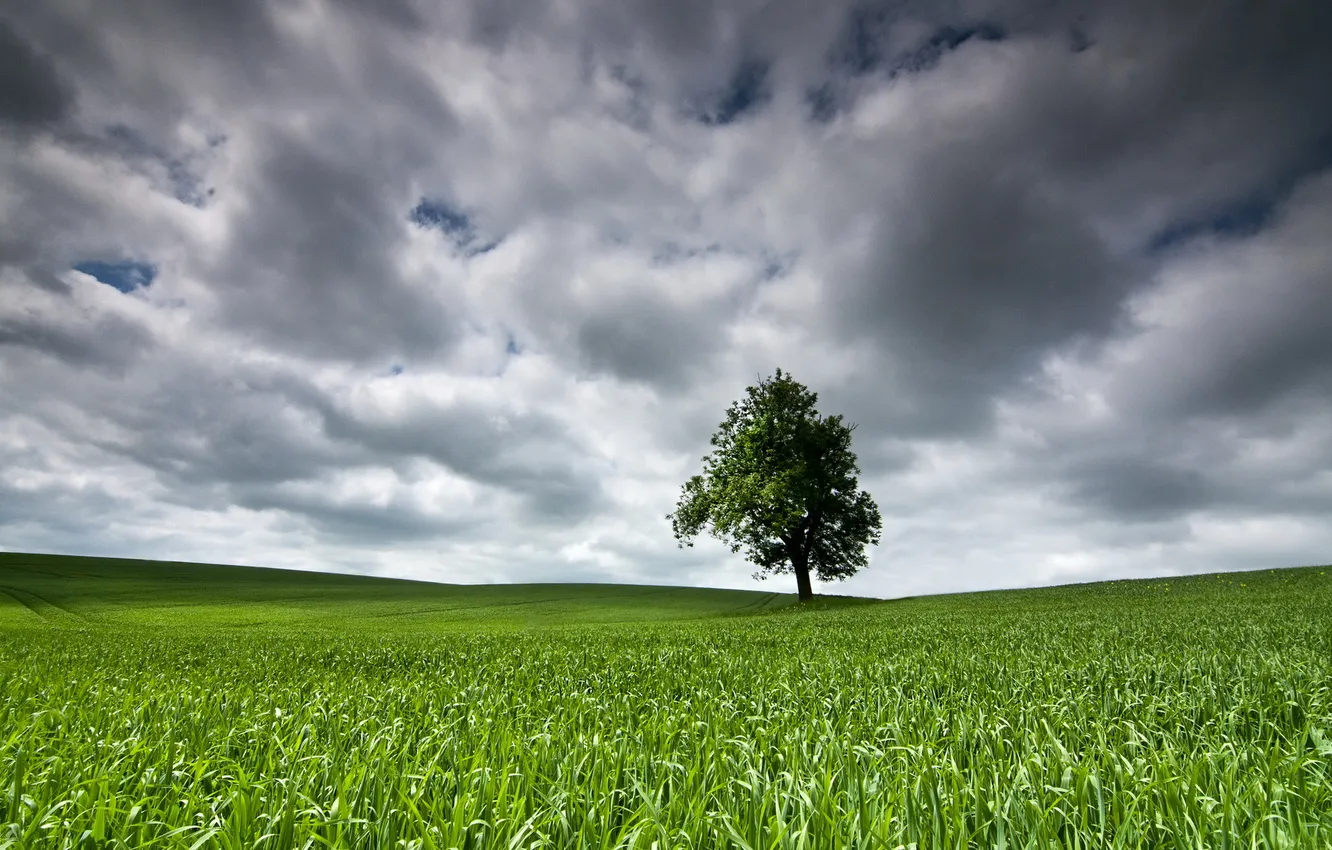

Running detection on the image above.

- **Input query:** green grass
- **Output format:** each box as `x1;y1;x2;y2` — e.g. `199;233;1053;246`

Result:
0;553;806;631
1;553;1330;848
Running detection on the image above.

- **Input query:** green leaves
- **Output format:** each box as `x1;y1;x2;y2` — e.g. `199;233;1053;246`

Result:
668;370;882;589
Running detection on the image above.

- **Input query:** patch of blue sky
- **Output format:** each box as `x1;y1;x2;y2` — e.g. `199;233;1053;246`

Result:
697;60;770;126
410;198;501;257
409;198;471;235
73;260;156;293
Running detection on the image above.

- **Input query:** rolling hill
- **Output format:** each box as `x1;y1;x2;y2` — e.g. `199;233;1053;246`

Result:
0;550;820;630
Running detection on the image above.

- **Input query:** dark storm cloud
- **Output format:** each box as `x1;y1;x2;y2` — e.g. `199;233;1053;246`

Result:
309;395;606;523
574;0;734;60
0;17;76;129
475;223;765;393
326;0;426;32
0;477;123;535
211;126;455;361
1019;388;1332;529
1101;174;1332;425
49;355;605;528
89;125;216;208
839;150;1137;435
576;295;726;389
1015;0;1332;240
103;367;599;529
235;486;478;544
7;267;72;296
5;0;460;364
2;353;350;503
812;0;1332;440
1168;295;1332;422
0;310;153;374
3;0;283;123
468;0;836;113
97;376;353;489
999;174;1332;530
5;343;604;546
0;142;122;272
823;8;1008;82
808;16;1007;120
1057;440;1332;528
1063;456;1220;523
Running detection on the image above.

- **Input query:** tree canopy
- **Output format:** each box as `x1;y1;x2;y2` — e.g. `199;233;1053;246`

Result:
668;369;882;601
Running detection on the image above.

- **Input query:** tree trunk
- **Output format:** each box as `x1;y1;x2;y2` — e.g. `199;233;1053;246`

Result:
793;552;813;602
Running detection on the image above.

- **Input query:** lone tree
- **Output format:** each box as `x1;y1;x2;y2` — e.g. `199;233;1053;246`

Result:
668;369;882;601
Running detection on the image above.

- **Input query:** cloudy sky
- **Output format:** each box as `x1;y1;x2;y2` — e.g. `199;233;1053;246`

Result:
2;0;1331;598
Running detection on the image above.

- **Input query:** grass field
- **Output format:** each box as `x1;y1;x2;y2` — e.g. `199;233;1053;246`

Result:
0;553;804;632
1;552;1330;848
